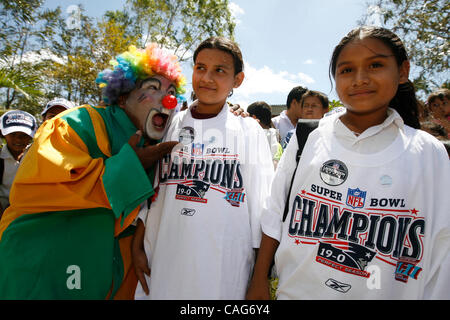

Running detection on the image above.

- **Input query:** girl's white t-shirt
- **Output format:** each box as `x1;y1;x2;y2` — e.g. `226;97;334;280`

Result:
262;109;450;299
136;103;274;300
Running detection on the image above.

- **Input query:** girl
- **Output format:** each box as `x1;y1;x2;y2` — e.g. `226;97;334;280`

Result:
247;26;449;300
133;37;274;299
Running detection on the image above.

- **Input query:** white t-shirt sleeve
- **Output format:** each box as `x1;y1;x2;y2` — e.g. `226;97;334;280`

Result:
260;130;299;241
423;140;450;299
136;200;149;223
244;121;275;248
268;128;280;158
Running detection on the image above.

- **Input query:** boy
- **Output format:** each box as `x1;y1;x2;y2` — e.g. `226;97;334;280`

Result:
282;90;329;148
272;86;307;142
41;97;75;121
0;110;37;216
247;101;283;168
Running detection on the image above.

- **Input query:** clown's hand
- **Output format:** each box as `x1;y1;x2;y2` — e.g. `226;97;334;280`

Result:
128;131;178;169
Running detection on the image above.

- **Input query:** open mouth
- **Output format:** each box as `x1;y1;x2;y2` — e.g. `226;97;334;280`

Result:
151;112;169;131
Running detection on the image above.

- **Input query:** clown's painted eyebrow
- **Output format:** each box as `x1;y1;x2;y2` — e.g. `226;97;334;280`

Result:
140;77;160;88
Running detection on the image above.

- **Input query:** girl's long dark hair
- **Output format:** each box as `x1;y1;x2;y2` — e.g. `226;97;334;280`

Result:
329;26;420;129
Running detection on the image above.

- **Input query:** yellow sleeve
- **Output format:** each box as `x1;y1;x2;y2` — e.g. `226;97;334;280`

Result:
5;117;110;215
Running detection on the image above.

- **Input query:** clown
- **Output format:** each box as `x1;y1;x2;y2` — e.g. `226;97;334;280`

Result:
96;44;185;142
0;44;185;299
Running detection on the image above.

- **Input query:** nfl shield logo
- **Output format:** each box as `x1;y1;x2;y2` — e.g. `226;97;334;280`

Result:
191;143;204;156
346;188;367;209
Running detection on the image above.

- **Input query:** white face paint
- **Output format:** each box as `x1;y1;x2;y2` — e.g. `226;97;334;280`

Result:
122;75;178;140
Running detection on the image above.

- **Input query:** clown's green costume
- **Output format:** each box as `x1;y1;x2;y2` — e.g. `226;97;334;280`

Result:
0;44;185;299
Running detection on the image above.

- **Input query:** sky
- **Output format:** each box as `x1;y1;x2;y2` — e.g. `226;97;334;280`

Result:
43;0;379;108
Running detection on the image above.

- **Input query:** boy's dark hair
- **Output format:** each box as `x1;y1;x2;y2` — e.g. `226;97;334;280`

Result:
301;90;329;110
247;101;272;127
286;86;307;110
329;26;421;129
193;37;243;75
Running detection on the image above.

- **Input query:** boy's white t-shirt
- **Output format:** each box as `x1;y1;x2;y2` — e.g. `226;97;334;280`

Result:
272;110;294;142
262;109;450;299
136;103;274;300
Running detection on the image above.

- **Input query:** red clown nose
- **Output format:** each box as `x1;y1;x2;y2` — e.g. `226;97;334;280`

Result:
162;95;178;109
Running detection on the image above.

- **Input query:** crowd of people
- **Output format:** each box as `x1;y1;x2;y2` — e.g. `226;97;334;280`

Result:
0;25;448;300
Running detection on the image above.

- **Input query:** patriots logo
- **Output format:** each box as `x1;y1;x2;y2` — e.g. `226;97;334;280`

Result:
317;242;376;278
344;242;376;270
176;181;210;203
191;181;210;198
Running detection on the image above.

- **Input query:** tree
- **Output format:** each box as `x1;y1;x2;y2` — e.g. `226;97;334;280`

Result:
83;15;141;104
361;0;449;96
0;0;52;113
30;5;137;106
125;0;236;61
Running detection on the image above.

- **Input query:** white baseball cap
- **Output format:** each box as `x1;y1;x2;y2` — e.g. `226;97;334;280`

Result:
1;110;38;138
41;98;75;116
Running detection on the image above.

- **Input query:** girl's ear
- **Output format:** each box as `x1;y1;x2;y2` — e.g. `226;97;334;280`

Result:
233;71;245;89
399;60;410;84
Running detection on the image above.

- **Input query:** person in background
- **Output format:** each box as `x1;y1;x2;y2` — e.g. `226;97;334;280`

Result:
272;86;307;142
282;90;329;148
0;110;37;218
427;88;450;122
247;101;283;168
423;88;450;139
41;97;75;122
420;120;448;139
420;120;450;158
300;90;329;120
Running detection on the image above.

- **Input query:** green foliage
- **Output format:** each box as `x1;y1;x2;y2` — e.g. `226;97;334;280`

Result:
329;99;344;111
0;0;50;113
361;0;449;97
125;0;236;61
0;63;45;114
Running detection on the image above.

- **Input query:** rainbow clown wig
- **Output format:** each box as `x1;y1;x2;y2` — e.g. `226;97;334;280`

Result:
96;44;186;105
